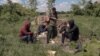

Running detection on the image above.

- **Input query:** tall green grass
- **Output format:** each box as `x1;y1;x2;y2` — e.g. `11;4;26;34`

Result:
0;15;100;56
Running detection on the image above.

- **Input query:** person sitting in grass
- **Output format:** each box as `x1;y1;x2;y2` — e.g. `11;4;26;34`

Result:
19;18;34;43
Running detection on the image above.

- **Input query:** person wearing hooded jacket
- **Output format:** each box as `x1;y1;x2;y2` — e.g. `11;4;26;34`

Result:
67;19;79;42
60;19;79;44
68;19;83;53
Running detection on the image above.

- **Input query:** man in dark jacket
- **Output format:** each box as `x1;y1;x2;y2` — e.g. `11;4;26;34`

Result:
19;18;34;43
68;19;79;42
49;7;58;24
51;7;58;19
68;19;82;53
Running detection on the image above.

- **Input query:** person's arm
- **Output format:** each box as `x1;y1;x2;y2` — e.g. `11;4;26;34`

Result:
44;25;48;31
37;25;42;34
55;12;58;19
60;26;65;33
68;26;77;33
23;29;31;35
24;25;31;35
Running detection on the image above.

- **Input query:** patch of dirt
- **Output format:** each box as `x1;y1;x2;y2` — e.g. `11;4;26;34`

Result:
32;16;91;54
62;46;75;54
47;50;56;56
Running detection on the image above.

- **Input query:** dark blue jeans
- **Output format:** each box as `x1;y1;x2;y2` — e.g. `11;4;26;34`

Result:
22;35;33;43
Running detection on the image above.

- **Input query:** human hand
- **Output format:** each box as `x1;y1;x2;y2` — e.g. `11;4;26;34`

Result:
62;31;65;34
67;23;70;27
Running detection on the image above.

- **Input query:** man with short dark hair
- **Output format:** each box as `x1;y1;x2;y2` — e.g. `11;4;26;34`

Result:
46;7;58;44
51;7;58;19
49;7;58;24
19;18;34;43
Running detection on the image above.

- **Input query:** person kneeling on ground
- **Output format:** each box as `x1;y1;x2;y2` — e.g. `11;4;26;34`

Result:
68;19;79;42
60;21;70;46
19;18;35;43
68;19;83;53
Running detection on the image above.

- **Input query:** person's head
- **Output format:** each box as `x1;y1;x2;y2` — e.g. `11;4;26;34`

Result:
63;21;69;27
68;19;75;27
23;17;30;24
63;21;67;26
50;7;56;13
24;17;31;27
52;7;56;12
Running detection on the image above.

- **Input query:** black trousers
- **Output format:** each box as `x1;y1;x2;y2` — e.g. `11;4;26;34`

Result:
47;26;57;44
47;30;53;44
61;33;69;44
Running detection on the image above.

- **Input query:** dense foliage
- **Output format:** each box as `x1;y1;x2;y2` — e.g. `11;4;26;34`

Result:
0;3;35;23
71;0;100;17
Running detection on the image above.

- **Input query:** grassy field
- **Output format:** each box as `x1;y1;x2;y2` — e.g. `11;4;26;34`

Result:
0;15;100;56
